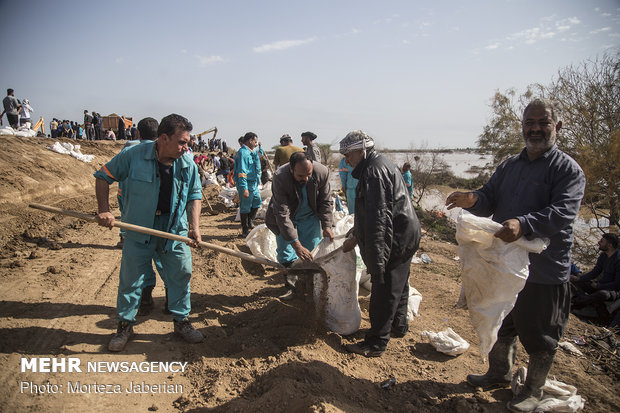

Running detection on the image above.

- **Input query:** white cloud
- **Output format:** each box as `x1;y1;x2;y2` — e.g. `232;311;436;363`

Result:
115;57;124;64
503;16;580;47
485;42;501;50
590;27;612;34
253;37;317;53
180;49;188;54
195;55;224;67
602;12;612;17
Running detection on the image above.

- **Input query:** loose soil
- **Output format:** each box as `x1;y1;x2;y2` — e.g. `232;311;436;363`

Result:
0;136;617;412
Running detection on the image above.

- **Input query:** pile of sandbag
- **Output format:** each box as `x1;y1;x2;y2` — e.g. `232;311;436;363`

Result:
48;141;95;163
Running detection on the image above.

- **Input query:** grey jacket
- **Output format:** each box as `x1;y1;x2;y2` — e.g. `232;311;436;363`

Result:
265;161;333;241
305;144;322;163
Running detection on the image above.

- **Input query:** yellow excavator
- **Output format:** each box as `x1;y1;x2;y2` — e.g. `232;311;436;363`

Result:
197;127;217;139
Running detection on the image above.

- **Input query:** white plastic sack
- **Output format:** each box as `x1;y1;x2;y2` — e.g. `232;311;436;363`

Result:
201;172;219;187
15;128;36;138
245;224;278;262
219;187;237;208
48;141;95;162
312;238;361;335
421;328;470;356
408;287;423;320
259;181;272;199
256;197;270;220
511;367;585;412
244;215;362;335
0;126;15;136
456;211;548;359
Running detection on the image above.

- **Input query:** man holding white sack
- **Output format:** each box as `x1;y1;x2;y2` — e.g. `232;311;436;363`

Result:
265;151;334;301
446;98;585;413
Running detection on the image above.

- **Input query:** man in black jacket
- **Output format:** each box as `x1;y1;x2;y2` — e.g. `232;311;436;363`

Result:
340;130;421;357
572;233;620;318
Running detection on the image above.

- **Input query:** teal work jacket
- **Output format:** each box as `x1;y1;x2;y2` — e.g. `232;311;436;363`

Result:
94;140;202;245
234;145;261;189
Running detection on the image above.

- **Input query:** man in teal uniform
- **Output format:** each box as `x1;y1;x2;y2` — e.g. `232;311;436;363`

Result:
338;157;358;214
94;114;204;352
235;132;262;236
401;162;414;201
117;117;170;316
265;152;334;300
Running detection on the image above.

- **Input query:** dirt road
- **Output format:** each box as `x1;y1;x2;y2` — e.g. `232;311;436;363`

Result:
0;136;617;412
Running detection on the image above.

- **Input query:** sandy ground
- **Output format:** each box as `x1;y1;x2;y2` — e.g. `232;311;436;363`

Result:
0;135;617;412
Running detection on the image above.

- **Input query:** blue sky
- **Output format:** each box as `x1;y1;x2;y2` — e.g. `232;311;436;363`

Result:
1;0;618;149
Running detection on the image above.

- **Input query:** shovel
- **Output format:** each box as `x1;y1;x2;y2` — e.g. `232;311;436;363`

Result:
29;203;283;269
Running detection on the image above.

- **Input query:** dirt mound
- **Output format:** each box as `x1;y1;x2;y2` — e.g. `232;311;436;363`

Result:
0;136;618;413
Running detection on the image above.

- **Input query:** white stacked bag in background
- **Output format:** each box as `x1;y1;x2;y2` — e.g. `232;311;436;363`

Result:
48;142;95;163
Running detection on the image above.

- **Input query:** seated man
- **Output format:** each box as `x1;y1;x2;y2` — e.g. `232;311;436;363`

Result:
572;233;620;320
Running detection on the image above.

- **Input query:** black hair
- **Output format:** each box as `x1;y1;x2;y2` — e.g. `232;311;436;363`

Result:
242;132;257;143
289;151;309;169
523;98;562;123
157;114;192;137
137;117;159;140
603;233;619;249
7;88;14;95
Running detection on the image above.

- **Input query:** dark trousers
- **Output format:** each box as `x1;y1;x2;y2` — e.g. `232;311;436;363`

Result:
498;282;570;354
86;125;94;140
7;114;19;129
366;256;412;350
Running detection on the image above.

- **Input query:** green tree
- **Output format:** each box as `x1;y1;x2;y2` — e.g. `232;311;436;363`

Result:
478;53;619;228
543;55;620;228
477;88;533;166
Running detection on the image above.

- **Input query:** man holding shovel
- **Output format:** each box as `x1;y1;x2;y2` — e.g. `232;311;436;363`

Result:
94;113;204;352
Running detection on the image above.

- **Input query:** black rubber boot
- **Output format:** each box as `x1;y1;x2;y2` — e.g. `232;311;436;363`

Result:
507;351;555;412
137;286;154;316
240;213;250;236
248;207;259;229
467;336;517;389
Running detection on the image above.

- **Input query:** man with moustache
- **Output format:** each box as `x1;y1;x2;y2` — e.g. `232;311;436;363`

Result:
445;99;586;413
339;130;421;358
265;151;334;301
94;114;204;352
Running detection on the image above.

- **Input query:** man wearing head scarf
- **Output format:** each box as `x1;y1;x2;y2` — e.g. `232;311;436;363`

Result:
265;151;334;300
301;131;321;163
273;134;303;169
234;132;262;236
446;99;586;412
340;130;421;357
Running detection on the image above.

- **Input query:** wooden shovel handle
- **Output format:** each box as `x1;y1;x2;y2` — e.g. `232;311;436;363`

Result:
28;203;283;269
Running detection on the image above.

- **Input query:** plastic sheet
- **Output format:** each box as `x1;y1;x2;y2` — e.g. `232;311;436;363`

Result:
421;328;470;356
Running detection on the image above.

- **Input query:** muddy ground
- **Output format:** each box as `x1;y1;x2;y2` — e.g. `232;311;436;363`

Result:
0;135;617;412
